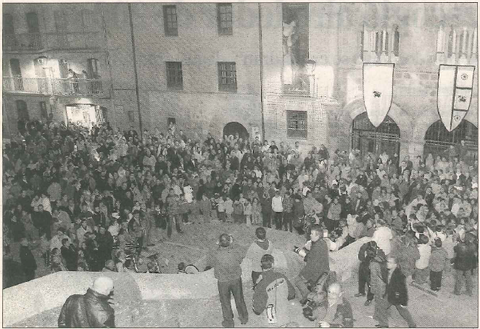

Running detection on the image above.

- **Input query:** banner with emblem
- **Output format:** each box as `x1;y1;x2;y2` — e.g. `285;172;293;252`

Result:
363;63;395;127
437;65;475;132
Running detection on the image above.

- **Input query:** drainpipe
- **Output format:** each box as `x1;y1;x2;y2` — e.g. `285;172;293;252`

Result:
128;3;143;139
258;3;266;142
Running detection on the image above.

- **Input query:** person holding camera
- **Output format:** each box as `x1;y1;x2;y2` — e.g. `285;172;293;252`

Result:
252;254;295;326
294;224;330;305
206;233;248;327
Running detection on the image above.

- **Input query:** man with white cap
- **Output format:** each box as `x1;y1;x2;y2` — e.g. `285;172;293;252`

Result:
58;276;115;327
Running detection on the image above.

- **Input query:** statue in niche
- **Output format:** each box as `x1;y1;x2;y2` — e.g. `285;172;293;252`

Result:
282;19;299;86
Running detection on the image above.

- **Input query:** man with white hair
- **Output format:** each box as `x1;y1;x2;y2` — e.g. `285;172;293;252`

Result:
58;276;115;327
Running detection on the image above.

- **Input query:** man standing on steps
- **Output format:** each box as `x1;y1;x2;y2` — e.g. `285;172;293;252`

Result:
206;233;248;327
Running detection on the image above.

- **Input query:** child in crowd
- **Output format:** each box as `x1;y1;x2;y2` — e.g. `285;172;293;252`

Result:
224;196;234;223
413;235;432;285
244;199;253;227
252;197;262;226
429;238;449;291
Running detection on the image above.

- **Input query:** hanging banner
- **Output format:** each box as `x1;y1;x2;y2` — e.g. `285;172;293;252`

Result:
437;65;475;132
363;63;395;127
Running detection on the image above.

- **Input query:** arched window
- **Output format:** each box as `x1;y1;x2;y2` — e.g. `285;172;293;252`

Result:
351;112;400;158
424;120;478;163
16;100;29;121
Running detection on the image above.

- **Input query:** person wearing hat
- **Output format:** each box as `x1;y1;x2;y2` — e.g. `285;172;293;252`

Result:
58;276;115;327
205;233;248;327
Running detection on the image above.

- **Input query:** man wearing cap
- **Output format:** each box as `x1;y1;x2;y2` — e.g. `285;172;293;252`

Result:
206;233;248;327
58;276;115;327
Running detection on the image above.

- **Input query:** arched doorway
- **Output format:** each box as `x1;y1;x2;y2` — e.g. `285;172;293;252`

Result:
424;120;478;163
223;122;249;140
351;112;400;158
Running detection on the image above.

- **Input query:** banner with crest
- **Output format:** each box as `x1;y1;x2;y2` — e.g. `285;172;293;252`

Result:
363;63;395;127
437;65;475;132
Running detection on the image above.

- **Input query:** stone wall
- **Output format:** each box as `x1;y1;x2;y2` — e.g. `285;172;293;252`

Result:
3;237;370;326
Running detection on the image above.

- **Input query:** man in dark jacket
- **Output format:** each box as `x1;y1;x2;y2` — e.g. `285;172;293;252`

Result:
355;241;377;306
19;238;37;282
318;282;354;328
252;254;295;326
61;238;78;271
58;276;115;328
206;233;248;327
453;232;477;296
375;257;416;328
295;225;330;304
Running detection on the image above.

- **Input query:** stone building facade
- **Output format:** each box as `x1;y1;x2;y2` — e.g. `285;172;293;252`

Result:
3;3;477;160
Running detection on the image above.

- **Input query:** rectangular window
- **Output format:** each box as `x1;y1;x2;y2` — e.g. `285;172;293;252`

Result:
287;110;307;139
217;3;232;35
217;62;237;92
166;62;183;90
128;110;135;122
163;5;178;36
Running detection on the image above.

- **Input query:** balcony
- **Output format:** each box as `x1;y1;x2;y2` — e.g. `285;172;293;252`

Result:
3;76;108;97
3;31;103;52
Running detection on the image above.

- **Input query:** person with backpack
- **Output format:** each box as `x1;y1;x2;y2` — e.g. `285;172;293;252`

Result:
252;254;295;326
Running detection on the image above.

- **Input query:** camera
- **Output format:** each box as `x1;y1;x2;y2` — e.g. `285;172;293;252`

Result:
293;246;307;258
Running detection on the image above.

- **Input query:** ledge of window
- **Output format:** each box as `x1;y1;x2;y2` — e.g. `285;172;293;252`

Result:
217;90;238;94
287;137;308;141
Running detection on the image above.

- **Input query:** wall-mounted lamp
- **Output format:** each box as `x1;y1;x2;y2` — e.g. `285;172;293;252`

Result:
36;56;48;68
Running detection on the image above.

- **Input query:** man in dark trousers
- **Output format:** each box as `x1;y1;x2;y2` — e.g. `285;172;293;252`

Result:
355;241;377;306
19;238;37;282
375;257;416;328
206;233;248;327
294;224;330;305
61;238;78;271
58;276;115;328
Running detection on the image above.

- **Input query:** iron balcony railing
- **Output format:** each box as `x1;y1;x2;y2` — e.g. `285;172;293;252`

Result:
3;31;103;52
3;76;106;97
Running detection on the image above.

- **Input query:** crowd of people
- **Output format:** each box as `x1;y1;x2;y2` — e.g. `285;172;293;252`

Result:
2;117;478;326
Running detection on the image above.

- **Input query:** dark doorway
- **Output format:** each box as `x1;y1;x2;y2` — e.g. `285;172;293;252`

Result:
351;112;400;159
424;120;478;164
16;100;29;121
223;122;249;141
